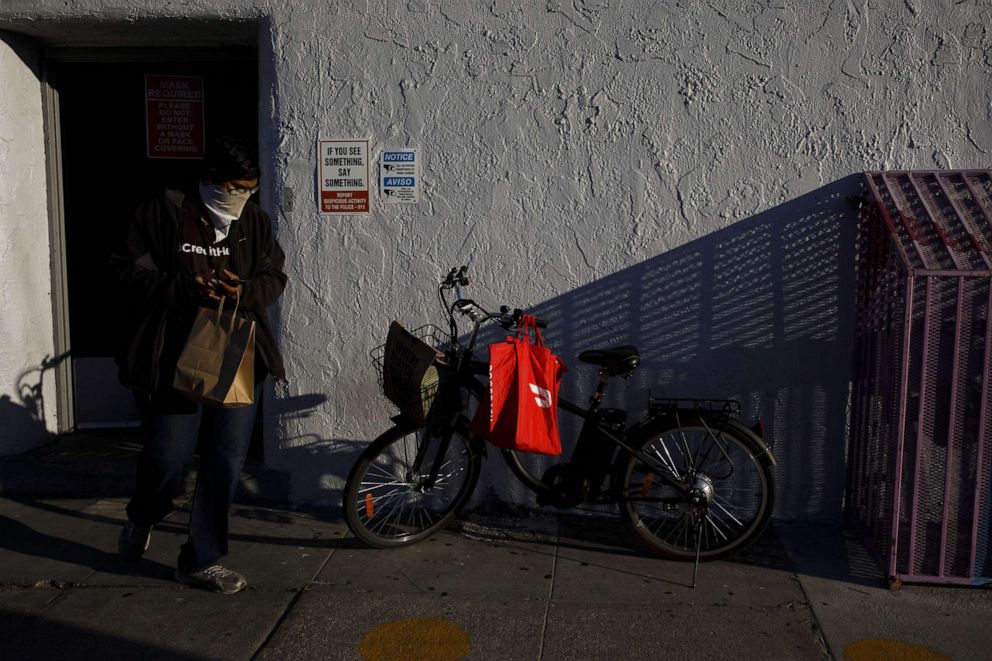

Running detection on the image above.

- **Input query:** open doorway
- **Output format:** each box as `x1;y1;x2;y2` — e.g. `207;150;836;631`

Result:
51;50;258;428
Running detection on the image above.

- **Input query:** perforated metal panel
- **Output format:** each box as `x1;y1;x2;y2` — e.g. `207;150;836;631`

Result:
849;170;992;586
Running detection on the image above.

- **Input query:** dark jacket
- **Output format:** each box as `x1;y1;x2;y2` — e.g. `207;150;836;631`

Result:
112;189;287;405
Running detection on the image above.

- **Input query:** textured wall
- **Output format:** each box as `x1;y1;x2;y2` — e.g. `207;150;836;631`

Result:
1;0;991;517
0;32;58;455
259;0;992;520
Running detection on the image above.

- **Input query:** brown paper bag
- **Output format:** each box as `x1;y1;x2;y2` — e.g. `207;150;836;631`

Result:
173;295;255;407
382;321;442;425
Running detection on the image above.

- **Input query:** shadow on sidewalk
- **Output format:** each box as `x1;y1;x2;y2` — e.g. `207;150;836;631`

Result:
0;511;176;584
0;610;213;661
0;497;354;587
459;511;885;589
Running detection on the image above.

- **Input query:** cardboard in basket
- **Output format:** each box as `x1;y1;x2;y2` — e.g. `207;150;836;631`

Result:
382;321;443;425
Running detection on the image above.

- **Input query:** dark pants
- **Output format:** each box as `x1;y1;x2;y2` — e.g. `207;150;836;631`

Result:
126;382;262;571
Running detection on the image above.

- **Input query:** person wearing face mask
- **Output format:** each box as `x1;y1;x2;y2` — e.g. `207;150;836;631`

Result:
111;136;287;594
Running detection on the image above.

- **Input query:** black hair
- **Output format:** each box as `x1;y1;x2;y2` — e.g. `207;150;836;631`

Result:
201;136;259;183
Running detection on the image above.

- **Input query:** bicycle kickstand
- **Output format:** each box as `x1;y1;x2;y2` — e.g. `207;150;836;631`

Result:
691;519;702;589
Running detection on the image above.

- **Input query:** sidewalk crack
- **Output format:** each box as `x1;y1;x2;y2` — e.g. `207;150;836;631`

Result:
536;525;559;660
250;531;343;659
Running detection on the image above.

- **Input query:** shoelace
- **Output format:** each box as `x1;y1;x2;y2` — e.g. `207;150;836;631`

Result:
202;565;235;580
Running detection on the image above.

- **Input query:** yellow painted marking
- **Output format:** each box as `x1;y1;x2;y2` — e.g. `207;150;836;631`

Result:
358;618;470;661
640;472;654;497
844;639;952;661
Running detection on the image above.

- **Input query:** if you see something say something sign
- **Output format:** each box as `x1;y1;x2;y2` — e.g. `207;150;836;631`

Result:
318;139;370;214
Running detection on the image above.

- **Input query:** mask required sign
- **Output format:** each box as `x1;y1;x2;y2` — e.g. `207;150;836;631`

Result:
380;148;419;204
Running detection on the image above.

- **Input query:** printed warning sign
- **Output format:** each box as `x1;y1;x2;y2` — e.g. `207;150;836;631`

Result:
318;139;370;214
145;75;205;159
381;148;420;204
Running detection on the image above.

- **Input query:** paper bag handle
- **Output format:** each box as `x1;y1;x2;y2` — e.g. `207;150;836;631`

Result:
213;290;241;332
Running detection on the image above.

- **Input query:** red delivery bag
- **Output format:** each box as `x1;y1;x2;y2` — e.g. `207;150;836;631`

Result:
472;315;566;455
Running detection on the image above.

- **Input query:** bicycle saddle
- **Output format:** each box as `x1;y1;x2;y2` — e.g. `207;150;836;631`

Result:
578;345;640;376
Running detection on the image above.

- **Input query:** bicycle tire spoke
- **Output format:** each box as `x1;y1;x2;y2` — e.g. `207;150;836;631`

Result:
345;423;481;543
712;496;750;526
363;486;404;503
358;480;407;493
704;513;730;542
373;489;411;535
659;511;687;544
365;463;406;485
654;443;681;480
360;487;405;513
623;422;772;559
366;491;408;526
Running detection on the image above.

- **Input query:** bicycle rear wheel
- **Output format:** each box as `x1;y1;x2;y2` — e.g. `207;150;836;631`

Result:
344;424;481;547
617;416;774;561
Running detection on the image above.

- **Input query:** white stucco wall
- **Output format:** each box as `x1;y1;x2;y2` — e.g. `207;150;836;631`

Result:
1;1;991;517
0;32;58;455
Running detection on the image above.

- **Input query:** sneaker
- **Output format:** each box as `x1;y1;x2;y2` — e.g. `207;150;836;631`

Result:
118;522;151;560
175;564;247;594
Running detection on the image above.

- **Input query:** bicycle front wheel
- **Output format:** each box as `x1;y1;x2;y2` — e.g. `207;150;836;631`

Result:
344;424;481;548
617;416;774;561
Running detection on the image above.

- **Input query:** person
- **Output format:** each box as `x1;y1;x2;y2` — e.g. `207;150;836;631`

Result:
111;136;286;594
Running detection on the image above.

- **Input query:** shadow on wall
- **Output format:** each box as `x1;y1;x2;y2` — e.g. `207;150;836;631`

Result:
282;176;861;521
510;175;861;521
0;353;66;455
262;389;370;507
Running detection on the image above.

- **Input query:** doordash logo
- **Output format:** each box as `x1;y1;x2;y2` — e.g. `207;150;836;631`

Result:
529;384;552;409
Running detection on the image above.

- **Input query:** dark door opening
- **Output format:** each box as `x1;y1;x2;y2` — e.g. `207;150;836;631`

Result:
53;51;258;428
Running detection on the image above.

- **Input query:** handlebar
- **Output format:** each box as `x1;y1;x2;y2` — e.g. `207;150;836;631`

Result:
441;266;548;335
452;299;548;330
441;266;470;289
499;305;548;329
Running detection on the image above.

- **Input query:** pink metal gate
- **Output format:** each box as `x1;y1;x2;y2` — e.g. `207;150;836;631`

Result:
848;170;992;587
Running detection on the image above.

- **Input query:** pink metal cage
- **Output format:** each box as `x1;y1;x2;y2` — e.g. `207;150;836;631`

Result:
848;170;992;587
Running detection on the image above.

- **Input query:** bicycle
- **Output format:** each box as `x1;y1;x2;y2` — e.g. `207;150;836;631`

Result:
343;266;778;582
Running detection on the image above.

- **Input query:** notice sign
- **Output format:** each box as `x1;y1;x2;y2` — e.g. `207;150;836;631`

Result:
319;139;370;214
145;75;205;159
381;148;420;204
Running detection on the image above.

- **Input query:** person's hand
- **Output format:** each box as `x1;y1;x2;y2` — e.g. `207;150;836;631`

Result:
211;269;243;299
193;274;222;302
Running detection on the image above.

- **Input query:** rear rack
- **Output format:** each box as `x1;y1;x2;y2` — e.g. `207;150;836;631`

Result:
648;396;742;420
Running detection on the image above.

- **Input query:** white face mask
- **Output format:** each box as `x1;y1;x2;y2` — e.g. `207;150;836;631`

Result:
199;182;251;242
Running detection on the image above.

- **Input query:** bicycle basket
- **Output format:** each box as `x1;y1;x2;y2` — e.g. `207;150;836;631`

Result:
370;322;455;426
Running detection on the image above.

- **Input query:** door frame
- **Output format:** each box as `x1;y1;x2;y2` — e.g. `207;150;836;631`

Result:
42;44;259;433
41;56;72;433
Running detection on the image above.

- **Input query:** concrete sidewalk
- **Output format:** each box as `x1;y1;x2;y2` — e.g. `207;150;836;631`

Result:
1;495;988;660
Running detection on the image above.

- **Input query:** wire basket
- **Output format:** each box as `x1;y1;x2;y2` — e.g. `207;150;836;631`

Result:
370;324;457;425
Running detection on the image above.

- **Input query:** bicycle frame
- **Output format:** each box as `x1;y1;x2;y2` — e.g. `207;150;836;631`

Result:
351;271;778;584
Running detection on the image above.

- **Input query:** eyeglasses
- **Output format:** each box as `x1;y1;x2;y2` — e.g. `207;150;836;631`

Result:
224;184;259;197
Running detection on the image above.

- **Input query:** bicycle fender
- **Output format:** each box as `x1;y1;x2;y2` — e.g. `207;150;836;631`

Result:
748;420;777;467
708;417;777;467
753;438;778;467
